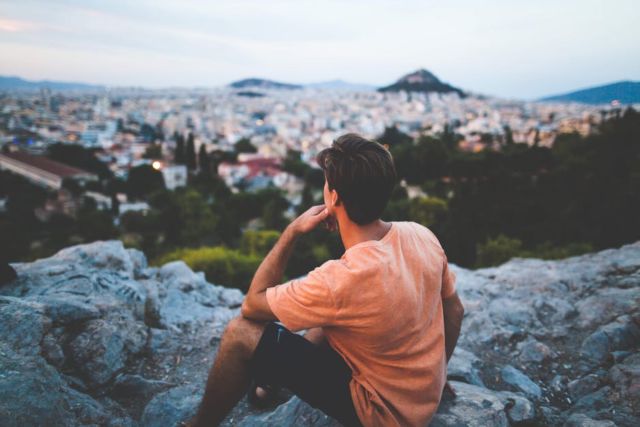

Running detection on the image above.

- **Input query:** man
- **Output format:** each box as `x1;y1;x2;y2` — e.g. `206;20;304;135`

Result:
185;133;464;427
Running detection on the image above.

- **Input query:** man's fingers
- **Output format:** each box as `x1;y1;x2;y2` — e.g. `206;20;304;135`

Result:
307;205;326;216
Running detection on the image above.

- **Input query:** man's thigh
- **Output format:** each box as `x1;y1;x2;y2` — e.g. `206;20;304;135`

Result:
249;322;363;427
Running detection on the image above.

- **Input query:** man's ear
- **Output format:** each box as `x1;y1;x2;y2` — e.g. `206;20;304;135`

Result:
331;189;341;206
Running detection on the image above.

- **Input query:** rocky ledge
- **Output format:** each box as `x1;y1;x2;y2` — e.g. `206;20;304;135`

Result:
0;240;639;426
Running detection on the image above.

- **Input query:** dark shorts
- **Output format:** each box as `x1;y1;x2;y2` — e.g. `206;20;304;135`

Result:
249;321;364;427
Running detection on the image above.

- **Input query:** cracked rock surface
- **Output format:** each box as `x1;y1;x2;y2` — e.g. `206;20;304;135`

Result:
1;240;639;426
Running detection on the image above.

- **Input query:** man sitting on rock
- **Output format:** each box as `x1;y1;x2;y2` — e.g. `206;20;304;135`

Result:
184;133;465;427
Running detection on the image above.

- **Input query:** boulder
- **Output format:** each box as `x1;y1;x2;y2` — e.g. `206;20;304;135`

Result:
500;365;542;398
564;413;616;427
431;381;509;427
68;310;148;387
1;240;639;426
447;347;485;386
140;384;203;427
580;315;640;363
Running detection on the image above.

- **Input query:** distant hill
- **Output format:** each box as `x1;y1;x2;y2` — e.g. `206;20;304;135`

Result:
0;76;104;91
229;78;302;90
540;81;640;105
378;69;465;97
306;79;375;91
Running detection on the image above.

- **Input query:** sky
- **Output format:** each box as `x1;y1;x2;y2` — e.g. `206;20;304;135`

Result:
0;0;638;99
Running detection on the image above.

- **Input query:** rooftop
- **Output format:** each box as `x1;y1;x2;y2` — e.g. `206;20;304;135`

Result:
0;150;94;178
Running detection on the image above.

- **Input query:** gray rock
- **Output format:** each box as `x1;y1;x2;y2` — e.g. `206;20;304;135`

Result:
112;373;176;399
140;384;202;427
540;405;563;425
41;332;66;367
0;342;111;426
0;296;50;356
570;386;614;415
447;347;485;386
127;247;148;278
580;315;640;363
575;288;640;329
568;374;601;400
152;260;241;330
431;381;509;427
238;396;341;427
53;240;136;275
500;365;542;398
608;352;640;401
564;413;616;427
518;337;556;363
28;294;101;325
2;240;640;426
68;311;148;387
551;375;568;393
496;390;536;424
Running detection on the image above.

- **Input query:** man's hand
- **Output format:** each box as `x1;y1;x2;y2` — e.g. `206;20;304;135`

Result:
289;205;331;235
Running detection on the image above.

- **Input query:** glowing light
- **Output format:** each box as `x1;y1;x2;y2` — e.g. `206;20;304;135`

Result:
152;161;162;170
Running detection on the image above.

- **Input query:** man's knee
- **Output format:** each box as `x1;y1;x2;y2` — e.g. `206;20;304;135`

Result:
222;315;267;358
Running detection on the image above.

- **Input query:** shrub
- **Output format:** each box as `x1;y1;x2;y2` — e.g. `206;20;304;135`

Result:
155;246;261;291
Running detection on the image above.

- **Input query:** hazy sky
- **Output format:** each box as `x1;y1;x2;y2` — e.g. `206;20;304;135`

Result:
0;0;638;99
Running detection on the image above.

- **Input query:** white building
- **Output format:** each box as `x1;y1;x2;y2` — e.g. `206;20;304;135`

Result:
160;164;188;190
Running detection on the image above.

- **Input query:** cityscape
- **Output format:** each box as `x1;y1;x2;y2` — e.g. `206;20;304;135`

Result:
0;69;622;218
1;1;640;426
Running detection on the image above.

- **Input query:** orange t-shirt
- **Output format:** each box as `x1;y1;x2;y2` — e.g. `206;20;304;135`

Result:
266;221;457;427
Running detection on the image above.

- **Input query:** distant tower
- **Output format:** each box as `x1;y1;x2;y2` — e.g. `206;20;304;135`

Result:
40;87;51;112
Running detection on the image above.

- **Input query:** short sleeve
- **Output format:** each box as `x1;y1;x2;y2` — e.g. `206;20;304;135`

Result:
441;254;457;299
266;265;338;332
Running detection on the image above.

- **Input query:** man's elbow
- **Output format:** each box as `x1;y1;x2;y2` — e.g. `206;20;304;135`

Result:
241;296;253;319
444;294;465;324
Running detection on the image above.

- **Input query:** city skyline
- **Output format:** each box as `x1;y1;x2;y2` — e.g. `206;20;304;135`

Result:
0;0;639;99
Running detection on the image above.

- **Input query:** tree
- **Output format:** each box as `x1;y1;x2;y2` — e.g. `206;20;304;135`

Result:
149;189;219;247
174;133;185;165
198;144;211;175
262;197;288;230
235;138;257;154
209;149;237;174
503;125;514;145
76;208;117;242
143;143;162;160
186;133;197;170
241;230;281;257
409;196;448;227
126;165;165;199
378;126;412;148
283;149;309;178
47;143;112;179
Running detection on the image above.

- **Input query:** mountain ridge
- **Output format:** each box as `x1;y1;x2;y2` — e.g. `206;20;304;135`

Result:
229;78;302;90
0;75;105;91
378;68;466;97
540;80;640;104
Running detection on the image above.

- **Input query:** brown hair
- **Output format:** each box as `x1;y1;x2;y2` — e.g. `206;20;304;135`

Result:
316;133;397;225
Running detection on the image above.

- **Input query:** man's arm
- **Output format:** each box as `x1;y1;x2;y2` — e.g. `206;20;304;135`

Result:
241;205;330;321
443;291;464;362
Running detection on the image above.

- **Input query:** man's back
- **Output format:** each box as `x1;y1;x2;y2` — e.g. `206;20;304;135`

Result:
267;220;457;426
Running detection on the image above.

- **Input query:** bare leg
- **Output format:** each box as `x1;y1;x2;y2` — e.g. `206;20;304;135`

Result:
188;315;266;427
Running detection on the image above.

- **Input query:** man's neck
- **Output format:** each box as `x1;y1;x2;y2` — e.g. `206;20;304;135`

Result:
337;216;392;251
